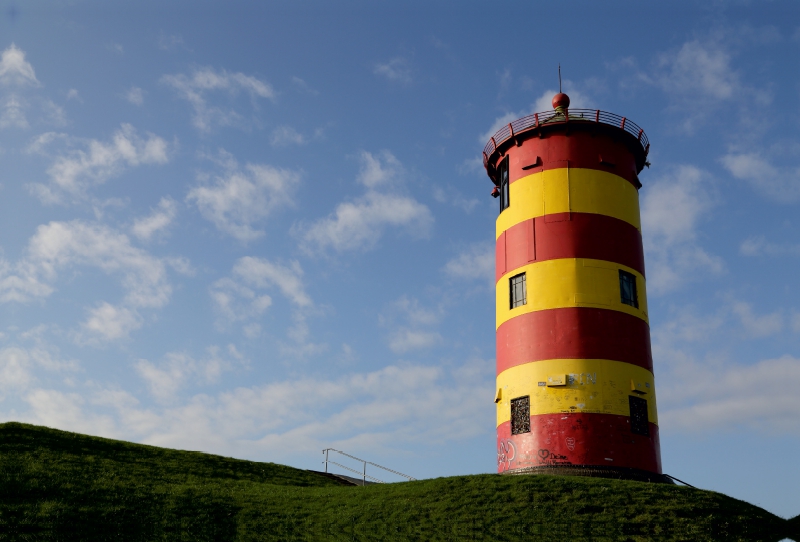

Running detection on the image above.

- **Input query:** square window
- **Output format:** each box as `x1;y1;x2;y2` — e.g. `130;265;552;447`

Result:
619;270;639;308
629;395;649;436
511;396;531;435
498;156;510;213
510;273;527;309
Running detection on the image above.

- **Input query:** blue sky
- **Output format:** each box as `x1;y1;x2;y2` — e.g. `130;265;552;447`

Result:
1;0;798;518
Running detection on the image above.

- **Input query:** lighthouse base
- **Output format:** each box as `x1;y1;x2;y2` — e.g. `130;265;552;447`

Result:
500;465;675;484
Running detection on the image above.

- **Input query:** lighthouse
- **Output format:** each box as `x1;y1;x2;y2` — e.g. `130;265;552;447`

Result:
486;92;667;482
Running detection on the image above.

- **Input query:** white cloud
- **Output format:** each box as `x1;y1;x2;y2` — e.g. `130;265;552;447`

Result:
792;312;800;333
641;165;724;294
480;85;592;143
27;124;170;204
392;295;440;326
299;151;431;253
135;348;236;403
290;76;318;95
125;87;144;106
444;242;494;283
161;67;275;132
740;236;765;256
660;355;800;435
165;256;194;276
166;359;489;458
132;197;178;241
23;389;119;437
78;302;142;343
42;99;67;126
740;235;800;257
721;152;800;203
389;329;442;353
2;348;492;468
0;343;78;395
373;58;412;84
650;40;739;101
642;166;712;245
301;191;432;253
187;151;300;241
381;296;443;354
729;300;783;338
1;221;176;343
280;312;328;359
36;359;488;464
135;356;193;402
158;33;187;52
0;44;39;87
639;39;769;133
0;45;71;131
356;150;402;188
270;125;305;146
480;112;518;145
0;347;37;392
0;95;28;128
653;307;726;345
654;299;783;347
232;257;311;308
0;258;54;303
209;277;272;323
24;220;171;309
66;89;80;101
212;258;321;355
432;186;480;213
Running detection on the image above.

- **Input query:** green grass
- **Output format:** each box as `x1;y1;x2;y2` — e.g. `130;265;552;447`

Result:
0;422;793;541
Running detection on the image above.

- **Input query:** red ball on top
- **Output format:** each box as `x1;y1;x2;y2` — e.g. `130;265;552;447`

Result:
552;92;570;109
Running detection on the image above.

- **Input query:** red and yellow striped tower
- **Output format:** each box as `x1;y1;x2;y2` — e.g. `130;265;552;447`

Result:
485;93;667;482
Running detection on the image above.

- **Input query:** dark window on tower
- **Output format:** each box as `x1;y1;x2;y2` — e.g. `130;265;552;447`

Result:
629;396;649;436
498;156;510;213
510;272;527;309
619;270;639;308
511;396;531;435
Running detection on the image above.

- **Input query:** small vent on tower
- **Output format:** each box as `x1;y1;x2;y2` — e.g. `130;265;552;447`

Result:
599;154;616;167
521;156;542;170
629;396;649;436
511;396;531;435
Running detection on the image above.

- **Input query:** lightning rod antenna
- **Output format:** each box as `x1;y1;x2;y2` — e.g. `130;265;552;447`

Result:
558;64;562;93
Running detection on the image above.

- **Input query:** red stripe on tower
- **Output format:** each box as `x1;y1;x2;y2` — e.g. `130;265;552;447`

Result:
495;213;646;282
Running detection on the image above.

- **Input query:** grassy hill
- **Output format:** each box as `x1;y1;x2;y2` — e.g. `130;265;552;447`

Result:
0;422;794;541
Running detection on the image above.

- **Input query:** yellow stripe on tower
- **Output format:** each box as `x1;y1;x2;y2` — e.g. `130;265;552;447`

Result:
496;168;642;238
496;258;648;329
495;358;658;427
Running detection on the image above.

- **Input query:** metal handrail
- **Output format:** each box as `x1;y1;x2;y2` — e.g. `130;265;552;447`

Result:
322;448;416;485
324;460;386;484
482;108;649;168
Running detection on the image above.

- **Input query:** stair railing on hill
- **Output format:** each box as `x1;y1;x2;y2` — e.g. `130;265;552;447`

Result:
322;448;416;485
